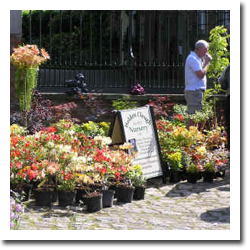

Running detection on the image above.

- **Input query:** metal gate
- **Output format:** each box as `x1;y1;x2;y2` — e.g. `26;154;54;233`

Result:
22;10;230;94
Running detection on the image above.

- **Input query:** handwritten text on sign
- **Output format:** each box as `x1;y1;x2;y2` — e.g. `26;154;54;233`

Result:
120;106;162;179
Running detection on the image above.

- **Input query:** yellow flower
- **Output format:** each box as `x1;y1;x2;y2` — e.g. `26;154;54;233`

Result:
196;146;207;158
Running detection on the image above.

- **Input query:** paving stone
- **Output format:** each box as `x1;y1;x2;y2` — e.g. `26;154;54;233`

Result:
17;173;230;230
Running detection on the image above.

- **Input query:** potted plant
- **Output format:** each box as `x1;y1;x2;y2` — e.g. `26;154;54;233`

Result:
203;161;215;183
168;151;183;183
128;164;147;200
57;172;76;207
74;174;93;204
34;184;55;207
186;163;199;184
83;190;103;213
10;165;36;202
100;186;116;208
115;181;135;203
33;161;60;207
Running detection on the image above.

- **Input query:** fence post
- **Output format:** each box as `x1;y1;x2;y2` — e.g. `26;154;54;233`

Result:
127;10;136;91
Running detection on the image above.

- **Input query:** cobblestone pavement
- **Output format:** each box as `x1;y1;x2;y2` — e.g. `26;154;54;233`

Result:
17;172;230;230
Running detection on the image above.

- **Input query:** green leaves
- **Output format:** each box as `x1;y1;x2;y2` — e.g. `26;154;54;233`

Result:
14;68;38;112
207;25;230;81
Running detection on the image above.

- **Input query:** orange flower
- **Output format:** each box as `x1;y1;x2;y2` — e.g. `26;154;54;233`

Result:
10;44;50;69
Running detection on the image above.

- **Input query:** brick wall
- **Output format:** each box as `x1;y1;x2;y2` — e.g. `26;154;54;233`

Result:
43;93;187;123
42;93;226;124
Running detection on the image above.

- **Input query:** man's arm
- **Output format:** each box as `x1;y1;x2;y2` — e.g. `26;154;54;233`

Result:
195;55;211;79
195;63;209;79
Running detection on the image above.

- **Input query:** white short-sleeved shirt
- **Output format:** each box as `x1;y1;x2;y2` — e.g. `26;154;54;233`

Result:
184;51;206;91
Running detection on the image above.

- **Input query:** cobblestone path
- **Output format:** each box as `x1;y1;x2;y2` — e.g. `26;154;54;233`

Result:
17;172;230;230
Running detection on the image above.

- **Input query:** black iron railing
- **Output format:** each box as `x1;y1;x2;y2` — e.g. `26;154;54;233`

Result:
22;10;230;94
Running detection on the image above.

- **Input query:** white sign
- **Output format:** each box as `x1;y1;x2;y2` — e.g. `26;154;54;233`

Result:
117;106;163;179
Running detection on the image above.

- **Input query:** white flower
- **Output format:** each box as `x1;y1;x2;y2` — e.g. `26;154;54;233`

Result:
77;156;87;164
47;141;55;148
94;136;112;146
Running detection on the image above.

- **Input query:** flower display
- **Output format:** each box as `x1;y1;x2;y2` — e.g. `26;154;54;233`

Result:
10;44;50;112
10;119;138;190
10;44;50;70
156;118;229;175
10;116;229;196
167;151;182;170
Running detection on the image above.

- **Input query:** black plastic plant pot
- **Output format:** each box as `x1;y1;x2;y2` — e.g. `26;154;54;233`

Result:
101;189;115;208
187;173;198;184
34;188;54;207
58;191;76;207
169;169;183;183
116;185;135;203
84;193;103;213
133;186;146;200
203;172;215;183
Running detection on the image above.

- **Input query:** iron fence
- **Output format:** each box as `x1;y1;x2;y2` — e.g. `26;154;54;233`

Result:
22;10;230;94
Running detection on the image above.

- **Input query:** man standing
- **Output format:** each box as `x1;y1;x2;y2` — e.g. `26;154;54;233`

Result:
184;40;212;114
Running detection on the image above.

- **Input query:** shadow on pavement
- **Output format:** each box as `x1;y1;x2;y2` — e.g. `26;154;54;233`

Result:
200;207;230;223
165;177;230;198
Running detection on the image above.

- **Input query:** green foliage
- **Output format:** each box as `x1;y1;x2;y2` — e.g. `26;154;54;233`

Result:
127;164;146;187
112;96;138;110
181;150;191;168
21;10;119;62
186;163;199;174
58;179;76;191
208;25;230;81
203;162;215;172
172;103;213;128
77;121;110;137
14;68;38;112
192;25;230;127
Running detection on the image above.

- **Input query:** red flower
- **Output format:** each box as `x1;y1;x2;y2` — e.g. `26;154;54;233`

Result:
47;126;57;133
115;172;121;179
120;165;127;173
31;163;38;171
16;161;22;169
173;114;184;122
27;169;38;180
64;173;73;180
94;149;110;163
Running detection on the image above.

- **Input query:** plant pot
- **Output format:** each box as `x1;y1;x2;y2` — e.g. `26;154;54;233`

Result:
109;184;118;198
88;183;104;192
101;189;115;208
169;169;182;183
34;188;54;207
133;186;146;200
58;190;76;207
11;183;33;201
116;184;135;203
203;171;214;183
75;186;92;204
187;173;198;184
215;165;226;178
84;192;103;213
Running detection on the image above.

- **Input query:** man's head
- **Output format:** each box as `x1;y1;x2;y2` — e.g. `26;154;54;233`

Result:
195;40;209;58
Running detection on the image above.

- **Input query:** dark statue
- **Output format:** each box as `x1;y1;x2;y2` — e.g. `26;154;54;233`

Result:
66;73;89;96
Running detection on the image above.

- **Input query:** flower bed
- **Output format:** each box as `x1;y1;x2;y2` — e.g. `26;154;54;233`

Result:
10;120;146;213
156;118;229;178
10;115;229;224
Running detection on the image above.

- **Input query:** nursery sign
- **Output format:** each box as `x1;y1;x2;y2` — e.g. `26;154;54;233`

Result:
110;105;164;179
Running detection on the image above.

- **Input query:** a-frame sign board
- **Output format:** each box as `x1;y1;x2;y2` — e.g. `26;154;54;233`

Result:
109;105;166;180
